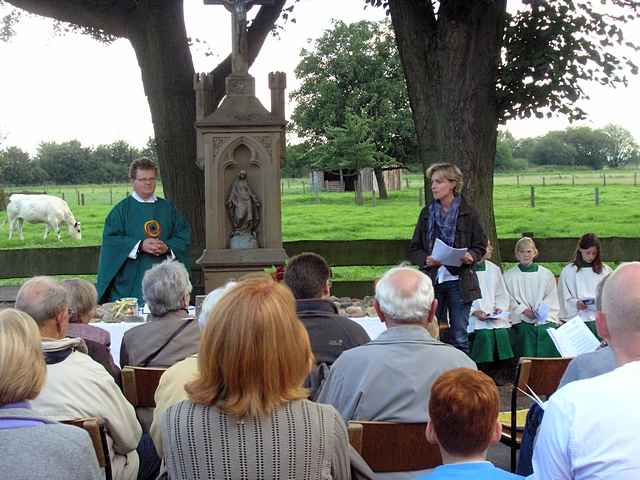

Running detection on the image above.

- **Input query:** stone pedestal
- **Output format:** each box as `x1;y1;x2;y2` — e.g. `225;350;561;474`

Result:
194;71;288;292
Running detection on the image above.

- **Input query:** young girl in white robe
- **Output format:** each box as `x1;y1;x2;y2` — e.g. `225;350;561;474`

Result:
468;240;514;364
558;233;612;337
504;237;560;357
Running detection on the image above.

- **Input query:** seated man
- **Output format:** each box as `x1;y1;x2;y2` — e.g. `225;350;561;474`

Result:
15;276;142;480
422;368;523;479
149;282;237;458
316;266;476;479
120;260;199;368
530;262;640;479
284;252;370;365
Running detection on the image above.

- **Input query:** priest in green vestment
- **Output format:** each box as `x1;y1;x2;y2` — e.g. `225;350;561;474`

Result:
96;158;191;304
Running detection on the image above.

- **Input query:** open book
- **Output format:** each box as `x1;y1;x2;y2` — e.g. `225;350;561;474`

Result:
547;316;601;358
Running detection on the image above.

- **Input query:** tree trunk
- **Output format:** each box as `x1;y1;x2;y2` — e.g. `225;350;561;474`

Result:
373;167;388;199
388;0;506;262
127;2;205;245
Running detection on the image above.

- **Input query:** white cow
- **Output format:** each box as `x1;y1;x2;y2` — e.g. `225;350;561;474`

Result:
7;194;82;241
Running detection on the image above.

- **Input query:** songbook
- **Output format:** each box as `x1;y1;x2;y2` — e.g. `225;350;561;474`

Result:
431;238;467;267
547;316;601;358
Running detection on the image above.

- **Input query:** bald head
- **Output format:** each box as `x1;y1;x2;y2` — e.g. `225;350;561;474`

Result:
15;276;68;327
602;262;640;339
375;266;435;324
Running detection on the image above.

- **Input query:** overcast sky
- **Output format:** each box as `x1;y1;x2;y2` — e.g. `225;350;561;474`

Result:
0;0;639;154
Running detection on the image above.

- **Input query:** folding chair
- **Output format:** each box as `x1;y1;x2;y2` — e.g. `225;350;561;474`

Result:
347;421;441;473
500;356;571;472
121;366;167;408
62;417;112;480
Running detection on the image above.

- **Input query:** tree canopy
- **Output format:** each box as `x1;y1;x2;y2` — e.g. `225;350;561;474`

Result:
290;19;415;198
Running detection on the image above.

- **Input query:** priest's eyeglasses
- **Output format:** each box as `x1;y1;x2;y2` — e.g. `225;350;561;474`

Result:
135;177;156;183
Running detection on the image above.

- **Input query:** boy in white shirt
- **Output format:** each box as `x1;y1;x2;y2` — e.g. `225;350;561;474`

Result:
504;237;560;357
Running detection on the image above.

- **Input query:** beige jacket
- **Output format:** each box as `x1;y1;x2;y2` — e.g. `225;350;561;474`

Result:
32;344;142;480
149;355;198;458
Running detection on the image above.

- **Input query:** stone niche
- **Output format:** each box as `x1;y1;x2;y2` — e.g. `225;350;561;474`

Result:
195;71;288;292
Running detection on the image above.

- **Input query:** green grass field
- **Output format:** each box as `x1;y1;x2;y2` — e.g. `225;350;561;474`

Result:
1;174;639;283
2;176;639;248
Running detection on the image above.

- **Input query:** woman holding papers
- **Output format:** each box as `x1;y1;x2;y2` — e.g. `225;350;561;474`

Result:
408;163;487;353
558;233;611;337
468;240;515;364
504;237;560;357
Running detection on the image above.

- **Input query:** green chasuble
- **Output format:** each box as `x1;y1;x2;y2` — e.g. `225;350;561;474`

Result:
96;196;191;304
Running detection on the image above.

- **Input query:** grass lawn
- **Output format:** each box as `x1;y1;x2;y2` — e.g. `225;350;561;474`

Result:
1;177;639;282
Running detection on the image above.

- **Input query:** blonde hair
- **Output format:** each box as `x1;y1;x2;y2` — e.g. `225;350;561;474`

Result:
62;279;98;323
426;163;464;193
0;309;46;404
514;236;538;257
186;276;313;417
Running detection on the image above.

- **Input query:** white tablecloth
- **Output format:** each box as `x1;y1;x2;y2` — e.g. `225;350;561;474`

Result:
95;316;387;368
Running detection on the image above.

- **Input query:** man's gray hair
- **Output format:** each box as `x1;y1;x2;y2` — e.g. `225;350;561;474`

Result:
142;260;192;317
375;266;435;323
198;281;238;330
15;276;68;326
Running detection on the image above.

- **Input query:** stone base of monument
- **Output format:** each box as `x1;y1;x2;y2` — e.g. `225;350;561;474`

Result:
197;247;287;293
229;232;258;250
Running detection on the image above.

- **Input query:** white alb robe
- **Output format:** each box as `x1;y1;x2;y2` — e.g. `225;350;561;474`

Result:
504;265;560;325
558;263;612;321
468;260;511;332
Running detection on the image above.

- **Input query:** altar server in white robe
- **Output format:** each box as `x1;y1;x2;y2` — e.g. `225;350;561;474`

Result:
558;233;612;336
504;236;560;357
468;240;514;364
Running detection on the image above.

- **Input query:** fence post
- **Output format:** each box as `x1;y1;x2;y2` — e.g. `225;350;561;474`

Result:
595;187;600;206
572;175;575;186
635;172;638;186
530;186;536;208
405;177;410;189
603;174;606;186
302;182;306;195
76;189;80;205
110;189;113;205
371;190;376;207
516;175;520;186
418;187;424;207
62;192;65;201
542;176;546;187
81;193;85;206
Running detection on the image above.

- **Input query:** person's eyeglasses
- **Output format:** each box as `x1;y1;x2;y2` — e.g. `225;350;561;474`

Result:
135;177;156;183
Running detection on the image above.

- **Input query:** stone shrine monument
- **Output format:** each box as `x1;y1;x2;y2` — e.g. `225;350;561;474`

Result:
196;0;287;291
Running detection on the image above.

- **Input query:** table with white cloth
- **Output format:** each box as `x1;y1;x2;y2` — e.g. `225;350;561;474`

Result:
95;316;387;367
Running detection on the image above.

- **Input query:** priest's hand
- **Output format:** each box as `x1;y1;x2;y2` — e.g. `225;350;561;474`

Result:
522;308;536;320
141;238;168;256
473;310;488;320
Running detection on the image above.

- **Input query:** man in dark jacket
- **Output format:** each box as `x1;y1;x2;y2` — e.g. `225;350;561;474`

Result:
284;253;370;366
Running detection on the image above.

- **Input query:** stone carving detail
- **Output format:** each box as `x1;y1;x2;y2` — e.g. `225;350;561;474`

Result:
211;137;232;162
226;77;253;95
257;135;273;153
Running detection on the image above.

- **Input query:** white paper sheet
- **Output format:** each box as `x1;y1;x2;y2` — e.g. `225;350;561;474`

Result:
547;316;601;358
431;238;467;267
535;303;550;324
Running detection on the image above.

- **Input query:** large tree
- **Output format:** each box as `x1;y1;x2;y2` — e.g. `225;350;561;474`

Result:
291;19;416;199
1;0;288;245
367;0;639;257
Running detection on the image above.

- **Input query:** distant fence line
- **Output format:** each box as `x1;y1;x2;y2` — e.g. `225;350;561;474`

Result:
2;237;640;299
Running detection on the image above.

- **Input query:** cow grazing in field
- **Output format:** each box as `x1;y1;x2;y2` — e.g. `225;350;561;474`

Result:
7;194;82;241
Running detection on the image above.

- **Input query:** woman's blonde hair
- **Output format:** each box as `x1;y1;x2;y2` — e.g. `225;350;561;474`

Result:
0;309;46;404
62;279;98;323
186;276;313;417
426;163;464;193
515;236;538;257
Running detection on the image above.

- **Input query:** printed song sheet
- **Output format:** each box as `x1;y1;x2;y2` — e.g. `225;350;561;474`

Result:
432;238;467;267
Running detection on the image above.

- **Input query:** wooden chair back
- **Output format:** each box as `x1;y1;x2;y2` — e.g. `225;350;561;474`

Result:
501;356;572;472
62;417;112;480
121;366;167;408
347;421;441;473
